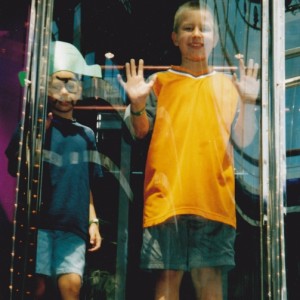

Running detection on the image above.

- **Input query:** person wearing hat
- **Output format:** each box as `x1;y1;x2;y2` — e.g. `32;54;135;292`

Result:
6;41;103;300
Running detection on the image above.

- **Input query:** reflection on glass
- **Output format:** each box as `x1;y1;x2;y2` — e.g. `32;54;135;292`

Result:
4;0;266;299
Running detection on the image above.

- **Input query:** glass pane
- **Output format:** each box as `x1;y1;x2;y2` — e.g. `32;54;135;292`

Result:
3;0;264;299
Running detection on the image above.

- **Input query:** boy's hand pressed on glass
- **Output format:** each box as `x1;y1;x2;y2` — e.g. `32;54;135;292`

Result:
233;57;260;103
118;58;156;111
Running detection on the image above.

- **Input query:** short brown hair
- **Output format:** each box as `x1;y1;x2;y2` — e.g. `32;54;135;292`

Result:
173;1;218;36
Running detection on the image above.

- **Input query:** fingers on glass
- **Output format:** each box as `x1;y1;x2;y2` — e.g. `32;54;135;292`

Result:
125;62;131;77
130;58;137;76
253;63;259;78
246;59;254;76
138;59;144;76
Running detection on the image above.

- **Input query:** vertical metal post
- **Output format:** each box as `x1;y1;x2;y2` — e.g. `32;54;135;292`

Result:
260;1;270;298
9;0;54;299
266;0;287;299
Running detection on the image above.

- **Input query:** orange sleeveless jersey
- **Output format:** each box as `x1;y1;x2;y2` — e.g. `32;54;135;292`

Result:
143;67;239;229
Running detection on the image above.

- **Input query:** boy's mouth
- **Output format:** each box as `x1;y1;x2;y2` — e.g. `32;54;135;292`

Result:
190;43;203;49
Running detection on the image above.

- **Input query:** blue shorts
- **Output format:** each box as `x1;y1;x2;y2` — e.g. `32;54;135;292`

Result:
140;215;236;271
35;229;86;278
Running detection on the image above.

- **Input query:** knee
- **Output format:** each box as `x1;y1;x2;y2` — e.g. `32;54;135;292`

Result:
58;273;82;297
157;270;184;288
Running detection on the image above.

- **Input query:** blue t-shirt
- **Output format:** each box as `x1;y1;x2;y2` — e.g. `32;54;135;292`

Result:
6;115;103;242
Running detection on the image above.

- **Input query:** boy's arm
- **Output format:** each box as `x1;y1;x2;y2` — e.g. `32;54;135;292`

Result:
88;191;102;252
127;104;150;139
231;101;258;148
232;58;260;148
6;113;54;177
119;59;157;139
123;88;156;139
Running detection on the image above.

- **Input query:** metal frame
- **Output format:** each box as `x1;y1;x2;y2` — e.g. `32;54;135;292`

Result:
9;0;292;299
264;0;288;299
9;0;54;298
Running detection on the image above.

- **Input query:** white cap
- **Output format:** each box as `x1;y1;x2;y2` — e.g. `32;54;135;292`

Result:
49;41;102;78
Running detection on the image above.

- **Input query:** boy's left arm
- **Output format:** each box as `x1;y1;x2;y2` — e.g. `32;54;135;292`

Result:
88;191;102;252
232;58;260;148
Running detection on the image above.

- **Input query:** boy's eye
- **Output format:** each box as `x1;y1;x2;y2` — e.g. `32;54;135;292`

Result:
182;24;213;33
201;25;213;32
49;79;79;93
183;25;194;31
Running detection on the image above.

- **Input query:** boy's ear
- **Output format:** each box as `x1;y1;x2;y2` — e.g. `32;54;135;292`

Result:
171;32;179;46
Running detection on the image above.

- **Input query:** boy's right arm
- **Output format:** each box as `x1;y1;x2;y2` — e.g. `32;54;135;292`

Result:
118;59;156;139
5;113;53;177
124;104;150;139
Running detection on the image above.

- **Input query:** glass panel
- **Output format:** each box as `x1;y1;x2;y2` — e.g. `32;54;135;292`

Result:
3;0;265;299
285;2;300;299
215;1;262;299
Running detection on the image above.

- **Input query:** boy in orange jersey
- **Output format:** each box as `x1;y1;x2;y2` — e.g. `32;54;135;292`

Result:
119;1;260;299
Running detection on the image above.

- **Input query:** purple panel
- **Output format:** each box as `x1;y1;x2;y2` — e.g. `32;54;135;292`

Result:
0;36;25;222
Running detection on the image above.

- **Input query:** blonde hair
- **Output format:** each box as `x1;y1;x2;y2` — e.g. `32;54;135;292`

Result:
173;1;218;35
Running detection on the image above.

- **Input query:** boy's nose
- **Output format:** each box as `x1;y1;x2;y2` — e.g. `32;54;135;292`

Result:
60;86;69;93
192;27;203;37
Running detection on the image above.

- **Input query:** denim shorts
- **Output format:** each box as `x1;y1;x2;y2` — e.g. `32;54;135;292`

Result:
35;229;86;278
140;215;236;271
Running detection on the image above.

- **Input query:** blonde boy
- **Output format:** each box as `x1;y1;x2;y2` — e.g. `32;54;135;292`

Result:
120;1;259;299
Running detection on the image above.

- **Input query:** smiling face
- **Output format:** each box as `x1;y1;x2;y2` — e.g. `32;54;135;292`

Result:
172;7;218;69
48;70;82;117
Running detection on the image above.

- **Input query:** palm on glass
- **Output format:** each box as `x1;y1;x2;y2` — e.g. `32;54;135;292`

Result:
118;59;157;107
233;58;260;103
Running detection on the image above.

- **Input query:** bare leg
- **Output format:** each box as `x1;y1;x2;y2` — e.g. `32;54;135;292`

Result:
34;275;47;299
154;270;184;300
57;273;82;300
191;267;222;300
